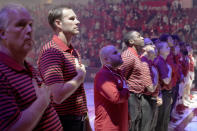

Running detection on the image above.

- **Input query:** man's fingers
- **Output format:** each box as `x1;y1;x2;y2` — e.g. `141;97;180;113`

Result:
75;58;80;67
32;78;39;88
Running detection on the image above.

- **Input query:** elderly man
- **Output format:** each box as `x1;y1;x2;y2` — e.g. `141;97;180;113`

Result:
38;5;91;131
0;4;62;130
94;45;130;131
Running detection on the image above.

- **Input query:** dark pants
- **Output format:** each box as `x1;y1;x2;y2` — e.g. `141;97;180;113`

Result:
156;90;172;131
170;83;180;115
59;114;86;131
128;93;152;131
149;99;159;131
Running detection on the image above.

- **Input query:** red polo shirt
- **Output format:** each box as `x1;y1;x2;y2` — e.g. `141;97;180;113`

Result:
94;66;129;131
166;51;179;87
38;35;88;116
0;52;62;131
120;47;152;94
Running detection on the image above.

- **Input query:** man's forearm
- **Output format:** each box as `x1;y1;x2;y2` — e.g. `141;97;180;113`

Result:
8;98;49;131
51;75;84;104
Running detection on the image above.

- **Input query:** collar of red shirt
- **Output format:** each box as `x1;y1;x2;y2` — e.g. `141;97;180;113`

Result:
128;47;139;57
52;35;74;52
0;52;32;72
103;65;122;75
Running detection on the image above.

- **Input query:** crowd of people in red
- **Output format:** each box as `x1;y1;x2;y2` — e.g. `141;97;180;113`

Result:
26;0;197;68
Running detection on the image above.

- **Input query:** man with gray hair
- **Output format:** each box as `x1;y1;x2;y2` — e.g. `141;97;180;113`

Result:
94;45;130;131
0;4;62;130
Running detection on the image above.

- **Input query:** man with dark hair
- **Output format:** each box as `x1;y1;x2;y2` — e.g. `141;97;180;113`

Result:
0;4;62;131
120;31;154;131
38;5;91;131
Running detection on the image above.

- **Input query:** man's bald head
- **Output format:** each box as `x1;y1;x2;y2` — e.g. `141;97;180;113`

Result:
99;45;123;68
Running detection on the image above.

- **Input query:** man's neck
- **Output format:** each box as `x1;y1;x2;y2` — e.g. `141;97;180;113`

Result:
0;45;26;67
160;54;167;60
105;64;118;70
56;32;72;47
132;45;143;55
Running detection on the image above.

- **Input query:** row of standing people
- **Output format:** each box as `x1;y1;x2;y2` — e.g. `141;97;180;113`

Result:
0;4;91;131
94;31;195;131
0;3;195;131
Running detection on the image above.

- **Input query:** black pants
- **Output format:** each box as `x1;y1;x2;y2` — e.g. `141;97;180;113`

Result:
156;90;172;131
59;115;86;131
128;93;152;131
170;83;180;115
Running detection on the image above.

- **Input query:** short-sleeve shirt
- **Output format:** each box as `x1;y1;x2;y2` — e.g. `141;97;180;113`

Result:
120;47;152;94
167;51;178;87
154;55;171;90
141;56;159;96
38;35;88;116
0;52;62;131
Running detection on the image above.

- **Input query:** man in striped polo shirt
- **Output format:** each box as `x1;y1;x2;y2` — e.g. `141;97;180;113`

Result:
0;4;63;131
38;5;91;131
120;31;154;131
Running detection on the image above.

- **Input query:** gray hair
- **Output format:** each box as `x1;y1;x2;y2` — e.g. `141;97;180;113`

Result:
48;5;72;30
0;4;25;31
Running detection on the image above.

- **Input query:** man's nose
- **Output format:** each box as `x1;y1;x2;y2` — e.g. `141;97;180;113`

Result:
26;24;32;36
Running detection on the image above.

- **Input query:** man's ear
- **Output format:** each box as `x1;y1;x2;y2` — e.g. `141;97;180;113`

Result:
54;19;62;29
0;29;6;40
129;39;134;45
104;57;110;64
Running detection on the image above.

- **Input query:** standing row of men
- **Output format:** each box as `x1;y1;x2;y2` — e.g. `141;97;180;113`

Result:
0;3;194;131
0;4;91;131
94;30;195;131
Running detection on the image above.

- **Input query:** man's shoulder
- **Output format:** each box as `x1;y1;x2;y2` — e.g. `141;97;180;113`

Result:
40;40;62;55
122;49;135;57
95;68;112;78
41;40;58;51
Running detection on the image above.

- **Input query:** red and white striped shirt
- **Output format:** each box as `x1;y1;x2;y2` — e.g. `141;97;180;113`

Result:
120;47;152;94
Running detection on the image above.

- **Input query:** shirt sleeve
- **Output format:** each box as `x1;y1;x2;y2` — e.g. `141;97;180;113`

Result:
95;71;129;104
120;53;134;80
38;49;65;85
0;73;21;130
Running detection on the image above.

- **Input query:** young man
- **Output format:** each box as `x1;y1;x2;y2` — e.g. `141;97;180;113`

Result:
94;45;130;131
120;31;154;131
0;4;62;130
38;5;91;131
154;41;172;131
141;38;162;131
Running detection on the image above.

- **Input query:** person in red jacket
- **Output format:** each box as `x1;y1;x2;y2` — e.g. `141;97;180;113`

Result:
94;45;130;131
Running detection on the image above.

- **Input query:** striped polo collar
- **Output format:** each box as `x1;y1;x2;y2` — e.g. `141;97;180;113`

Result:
52;35;74;52
128;47;139;57
0;52;31;72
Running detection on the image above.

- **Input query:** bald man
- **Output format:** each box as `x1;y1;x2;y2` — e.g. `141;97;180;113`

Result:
94;45;130;131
